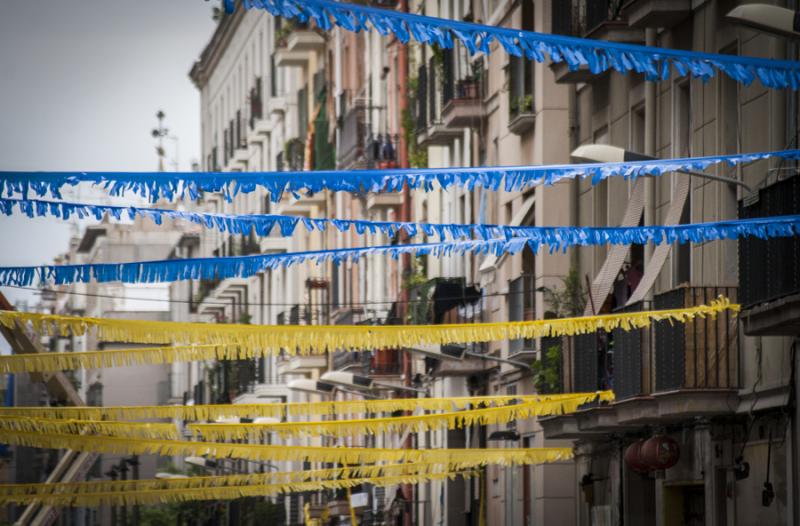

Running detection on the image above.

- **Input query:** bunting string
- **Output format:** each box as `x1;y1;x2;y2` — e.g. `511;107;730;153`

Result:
0;395;605;442
1;150;795;203
0;461;490;496
188;398;603;440
0;429;573;467
0;238;529;286
0;297;738;354
0;417;178;440
237;0;800;90
0;391;614;421
0;471;480;508
3;198;800;251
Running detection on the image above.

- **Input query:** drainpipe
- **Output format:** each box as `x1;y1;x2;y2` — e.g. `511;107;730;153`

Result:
397;2;413;526
643;27;657;302
568;84;579;272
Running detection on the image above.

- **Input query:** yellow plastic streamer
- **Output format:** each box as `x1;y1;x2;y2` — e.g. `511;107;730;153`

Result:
0;297;738;355
0;344;246;374
0;393;606;442
0;462;469;497
0;471;477;508
0;391;614;421
189;396;604;440
0;429;572;467
0;417;178;440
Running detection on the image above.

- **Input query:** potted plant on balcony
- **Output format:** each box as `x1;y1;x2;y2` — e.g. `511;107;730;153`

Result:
509;94;535;135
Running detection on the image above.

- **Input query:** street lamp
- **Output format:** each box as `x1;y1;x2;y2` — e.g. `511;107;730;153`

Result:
725;4;800;39
320;371;427;394
407;344;532;371
570;144;752;192
287;378;336;396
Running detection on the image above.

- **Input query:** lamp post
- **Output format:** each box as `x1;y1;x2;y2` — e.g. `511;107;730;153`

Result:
569;144;752;192
152;110;168;172
407;344;532;371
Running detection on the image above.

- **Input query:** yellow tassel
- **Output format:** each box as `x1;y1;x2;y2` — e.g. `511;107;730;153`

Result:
0;461;470;497
0;471;479;508
189;394;608;440
0;417;177;440
0;344;248;374
0;391;614;421
0;429;572;467
0;297;738;356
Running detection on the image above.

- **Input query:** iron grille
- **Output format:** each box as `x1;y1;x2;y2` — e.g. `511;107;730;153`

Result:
739;173;800;307
573;333;599;392
612;301;645;400
416;64;427;130
654;287;739;392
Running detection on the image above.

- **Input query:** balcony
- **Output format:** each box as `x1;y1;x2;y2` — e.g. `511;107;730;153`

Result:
541;286;739;439
285;29;325;54
415;57;462;147
441;78;484;129
366;192;403;211
337;97;367;169
549;0;643;84
739;173;800;335
507;274;537;363
621;0;691;28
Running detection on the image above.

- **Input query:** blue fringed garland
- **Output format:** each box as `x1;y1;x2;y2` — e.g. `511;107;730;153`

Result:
2;212;800;286
0;239;529;287
237;0;800;90
2;197;800;252
1;149;797;203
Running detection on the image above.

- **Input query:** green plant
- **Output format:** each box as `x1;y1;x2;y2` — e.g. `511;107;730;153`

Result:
537;267;586;318
511;95;533;116
274;20;296;46
532;343;562;393
403;259;434;324
401;75;429;169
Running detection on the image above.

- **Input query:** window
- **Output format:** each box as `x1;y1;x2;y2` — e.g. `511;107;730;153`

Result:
673;81;691;286
508;1;534;120
631;105;645;154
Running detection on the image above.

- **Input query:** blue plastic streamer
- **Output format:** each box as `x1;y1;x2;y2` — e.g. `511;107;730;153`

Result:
1;150;797;203
3;198;800;252
0;239;529;287
237;0;800;90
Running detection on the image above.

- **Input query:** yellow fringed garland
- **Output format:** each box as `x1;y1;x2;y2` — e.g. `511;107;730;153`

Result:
0;429;572;467
0;417;178;440
0;343;247;374
0;393;605;442
0;297;738;355
189;395;605;440
0;461;468;497
0;471;477;508
0;391;614;421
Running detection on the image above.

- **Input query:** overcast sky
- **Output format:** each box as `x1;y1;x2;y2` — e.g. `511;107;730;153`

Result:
0;1;217;309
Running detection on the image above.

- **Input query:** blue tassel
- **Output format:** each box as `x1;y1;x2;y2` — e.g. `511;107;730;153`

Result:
4;198;800;251
2;150;799;203
248;0;800;90
1;213;800;286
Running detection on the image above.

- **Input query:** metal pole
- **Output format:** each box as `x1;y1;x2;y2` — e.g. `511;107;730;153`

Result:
397;0;414;524
119;462;128;526
644;28;657;303
130;456;140;526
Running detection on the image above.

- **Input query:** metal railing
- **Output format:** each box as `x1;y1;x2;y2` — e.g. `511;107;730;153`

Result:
571;286;740;401
739;173;800;307
338;96;367;168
